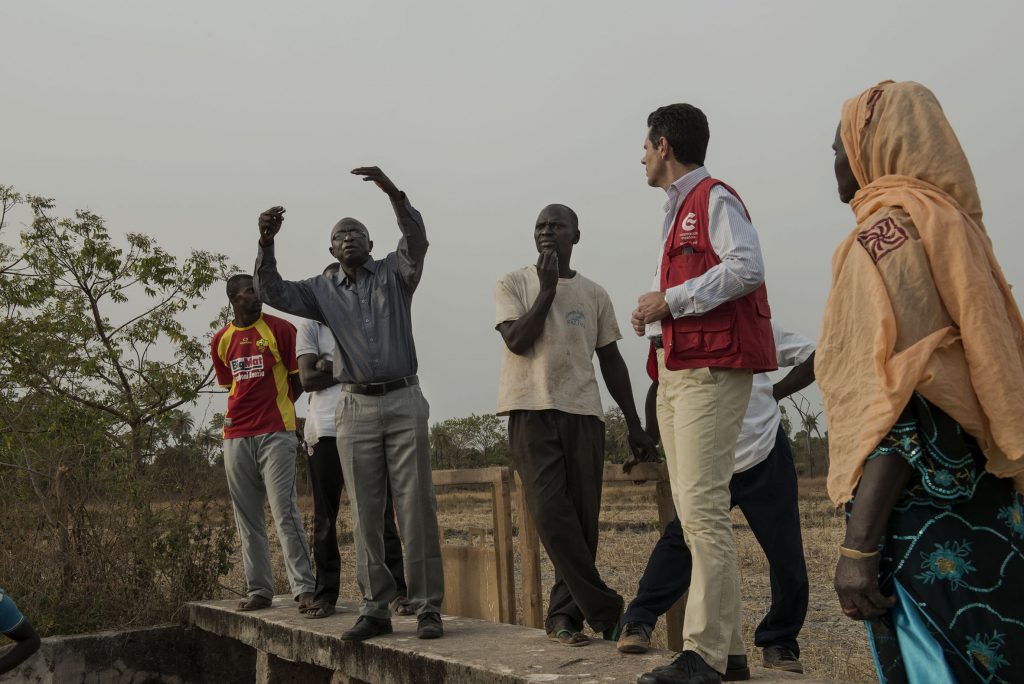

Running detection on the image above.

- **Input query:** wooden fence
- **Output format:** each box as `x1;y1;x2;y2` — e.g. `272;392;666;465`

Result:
433;462;687;650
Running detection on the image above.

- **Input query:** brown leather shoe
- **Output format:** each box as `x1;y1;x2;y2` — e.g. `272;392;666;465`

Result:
617;622;653;653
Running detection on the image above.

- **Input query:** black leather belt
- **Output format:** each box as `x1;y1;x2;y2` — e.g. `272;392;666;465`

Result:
651;335;664;349
341;375;419;396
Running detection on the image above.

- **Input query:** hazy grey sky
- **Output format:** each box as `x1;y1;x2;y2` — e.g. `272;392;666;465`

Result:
3;1;1022;426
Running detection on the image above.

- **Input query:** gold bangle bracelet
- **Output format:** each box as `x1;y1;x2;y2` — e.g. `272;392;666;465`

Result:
839;545;880;560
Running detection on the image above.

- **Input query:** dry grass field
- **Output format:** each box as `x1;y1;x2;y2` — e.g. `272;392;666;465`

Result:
219;476;875;683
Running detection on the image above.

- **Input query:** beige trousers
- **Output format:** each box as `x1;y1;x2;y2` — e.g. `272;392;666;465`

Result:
656;350;752;672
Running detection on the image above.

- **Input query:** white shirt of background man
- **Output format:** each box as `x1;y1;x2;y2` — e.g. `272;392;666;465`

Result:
295;319;342;445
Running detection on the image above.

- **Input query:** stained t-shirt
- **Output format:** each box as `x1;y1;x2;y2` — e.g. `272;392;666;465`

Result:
211;313;299;439
495;266;621;420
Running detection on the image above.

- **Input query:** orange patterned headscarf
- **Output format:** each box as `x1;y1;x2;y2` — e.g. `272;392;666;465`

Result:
817;81;1024;505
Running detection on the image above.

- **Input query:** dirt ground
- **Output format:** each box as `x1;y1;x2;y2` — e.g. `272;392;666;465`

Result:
219;476;875;683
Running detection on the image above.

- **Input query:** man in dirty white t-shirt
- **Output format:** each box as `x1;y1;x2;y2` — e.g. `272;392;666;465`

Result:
494;203;657;645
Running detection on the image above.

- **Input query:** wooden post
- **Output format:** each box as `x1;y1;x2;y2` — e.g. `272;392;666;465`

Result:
513;471;544;628
433;467;518;623
491;468;516;624
656;478;686;652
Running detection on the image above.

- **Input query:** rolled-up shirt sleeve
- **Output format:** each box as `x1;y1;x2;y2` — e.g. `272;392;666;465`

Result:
664;186;766;317
253;243;324;322
393;193;429;293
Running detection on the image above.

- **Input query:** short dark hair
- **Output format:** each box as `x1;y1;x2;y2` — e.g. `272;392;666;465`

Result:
546;204;579;229
226;273;253;298
647;104;709;165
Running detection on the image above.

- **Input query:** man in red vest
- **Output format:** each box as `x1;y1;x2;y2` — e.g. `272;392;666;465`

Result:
630;104;777;684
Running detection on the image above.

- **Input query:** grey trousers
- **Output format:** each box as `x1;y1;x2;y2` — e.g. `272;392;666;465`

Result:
223;431;315;600
336;384;444;619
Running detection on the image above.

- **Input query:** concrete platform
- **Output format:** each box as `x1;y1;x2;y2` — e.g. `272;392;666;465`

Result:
188;596;842;683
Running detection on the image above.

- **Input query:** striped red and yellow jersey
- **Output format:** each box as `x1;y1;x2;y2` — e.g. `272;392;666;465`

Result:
211;313;299;439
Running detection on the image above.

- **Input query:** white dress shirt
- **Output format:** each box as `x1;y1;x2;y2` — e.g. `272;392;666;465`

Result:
733;321;815;473
646;166;766;337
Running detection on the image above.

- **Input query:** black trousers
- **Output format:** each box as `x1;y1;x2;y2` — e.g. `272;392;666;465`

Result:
307;436;407;605
622;426;808;654
509;410;623;634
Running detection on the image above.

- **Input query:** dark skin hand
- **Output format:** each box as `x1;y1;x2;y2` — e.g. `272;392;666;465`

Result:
289;373;303;402
351;166;403;201
595;341;659;465
496;249;559;355
621;380;664;475
0;620;41;675
297;354;337;393
834;454;909;620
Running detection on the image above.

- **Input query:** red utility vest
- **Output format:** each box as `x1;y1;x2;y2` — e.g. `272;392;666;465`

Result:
646;176;777;381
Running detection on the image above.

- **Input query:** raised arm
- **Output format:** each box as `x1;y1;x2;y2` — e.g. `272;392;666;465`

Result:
253;206;324;320
496;253;558;355
596;342;659;466
351;167;428;292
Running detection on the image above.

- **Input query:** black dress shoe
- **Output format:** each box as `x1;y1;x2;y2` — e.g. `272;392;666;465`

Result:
637;650;722;684
417;611;444;639
341;615;393;641
724;654;750;681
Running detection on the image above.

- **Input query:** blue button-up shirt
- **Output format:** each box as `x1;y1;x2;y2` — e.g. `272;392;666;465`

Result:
253;195;428;384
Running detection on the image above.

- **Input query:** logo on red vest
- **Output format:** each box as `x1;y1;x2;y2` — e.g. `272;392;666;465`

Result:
857;217;908;263
678;212;699;247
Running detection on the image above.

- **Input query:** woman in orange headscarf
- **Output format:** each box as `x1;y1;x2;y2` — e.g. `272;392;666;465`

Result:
820;81;1024;682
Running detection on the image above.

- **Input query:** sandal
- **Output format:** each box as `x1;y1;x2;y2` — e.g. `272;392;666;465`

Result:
546;628;591;647
296;592;315;613
237;595;273;612
303;602;336;619
390;595;415;616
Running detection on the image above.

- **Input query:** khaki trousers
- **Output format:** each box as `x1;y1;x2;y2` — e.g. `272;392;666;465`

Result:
656;349;752;672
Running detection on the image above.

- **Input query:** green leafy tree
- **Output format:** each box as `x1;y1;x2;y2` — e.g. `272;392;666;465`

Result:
0;185;235;634
429;413;508;469
0;187;232;464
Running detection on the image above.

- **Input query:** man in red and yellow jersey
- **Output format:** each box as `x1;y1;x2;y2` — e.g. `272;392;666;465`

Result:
211;273;315;612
